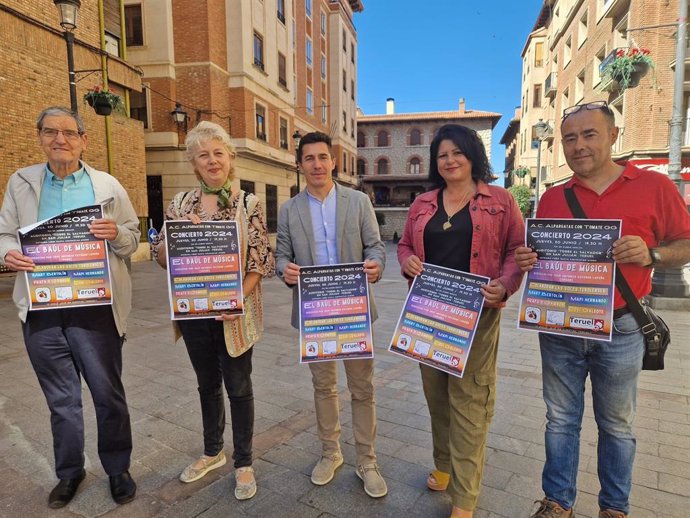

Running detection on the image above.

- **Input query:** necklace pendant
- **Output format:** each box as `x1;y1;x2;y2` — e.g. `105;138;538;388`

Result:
443;221;452;231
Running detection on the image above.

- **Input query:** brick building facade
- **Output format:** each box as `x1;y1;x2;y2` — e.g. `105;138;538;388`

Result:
506;0;687;197
0;1;147;219
124;0;362;234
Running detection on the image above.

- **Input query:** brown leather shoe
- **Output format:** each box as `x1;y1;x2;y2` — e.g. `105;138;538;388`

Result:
530;498;574;518
599;510;627;518
48;470;86;509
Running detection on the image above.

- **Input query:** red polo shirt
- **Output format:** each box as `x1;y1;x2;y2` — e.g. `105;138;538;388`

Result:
537;164;690;309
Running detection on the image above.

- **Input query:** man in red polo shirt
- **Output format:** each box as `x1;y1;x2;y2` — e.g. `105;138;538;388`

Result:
516;102;690;518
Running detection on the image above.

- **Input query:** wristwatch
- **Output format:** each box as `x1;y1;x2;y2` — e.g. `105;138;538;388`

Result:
648;248;661;267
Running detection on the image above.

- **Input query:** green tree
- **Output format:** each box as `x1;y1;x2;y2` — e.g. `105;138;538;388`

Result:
508;184;532;217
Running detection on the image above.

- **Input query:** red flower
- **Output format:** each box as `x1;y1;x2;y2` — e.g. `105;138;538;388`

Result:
616;49;625;57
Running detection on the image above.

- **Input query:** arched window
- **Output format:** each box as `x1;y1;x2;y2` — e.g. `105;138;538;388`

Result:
377;130;389;147
409;157;421;175
409;129;422;146
377;158;389;175
357;131;366;147
357;159;366;176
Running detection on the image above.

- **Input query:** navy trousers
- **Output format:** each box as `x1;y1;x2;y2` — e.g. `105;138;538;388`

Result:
22;305;132;479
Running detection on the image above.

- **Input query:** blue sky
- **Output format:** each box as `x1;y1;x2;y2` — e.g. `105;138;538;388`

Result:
355;1;544;182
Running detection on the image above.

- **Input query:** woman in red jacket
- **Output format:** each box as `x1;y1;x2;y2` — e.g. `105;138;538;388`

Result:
397;124;525;518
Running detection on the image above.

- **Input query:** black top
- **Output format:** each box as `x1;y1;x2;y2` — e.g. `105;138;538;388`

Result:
423;189;473;272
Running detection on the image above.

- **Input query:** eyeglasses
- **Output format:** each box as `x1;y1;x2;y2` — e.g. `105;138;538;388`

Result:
562;101;613;120
40;128;83;140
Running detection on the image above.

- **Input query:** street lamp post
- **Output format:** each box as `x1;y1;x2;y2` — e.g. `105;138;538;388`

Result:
532;119;550;217
650;0;690;300
53;0;81;113
292;130;302;194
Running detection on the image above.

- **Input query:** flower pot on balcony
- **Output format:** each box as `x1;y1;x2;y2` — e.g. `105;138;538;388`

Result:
603;48;655;91
625;61;650;88
633;61;650;78
610;69;643;89
93;98;113;116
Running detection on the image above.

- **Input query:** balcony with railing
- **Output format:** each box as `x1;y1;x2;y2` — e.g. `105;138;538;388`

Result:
545;72;557;98
597;48;620;92
599;0;630;20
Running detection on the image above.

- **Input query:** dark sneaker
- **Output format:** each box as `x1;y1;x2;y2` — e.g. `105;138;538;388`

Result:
531;498;574;518
599;510;627;518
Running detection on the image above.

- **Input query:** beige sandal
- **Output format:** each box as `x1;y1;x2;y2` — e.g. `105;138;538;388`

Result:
426;469;449;491
234;466;257;500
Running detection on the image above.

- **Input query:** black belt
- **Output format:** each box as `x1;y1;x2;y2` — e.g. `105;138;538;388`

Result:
613;306;631;319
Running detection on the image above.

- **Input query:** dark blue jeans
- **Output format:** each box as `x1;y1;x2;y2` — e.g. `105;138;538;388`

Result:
22;306;132;479
177;319;254;468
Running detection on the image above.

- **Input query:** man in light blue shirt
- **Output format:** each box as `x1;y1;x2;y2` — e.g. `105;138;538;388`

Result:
276;132;387;498
0;107;139;509
38;166;94;221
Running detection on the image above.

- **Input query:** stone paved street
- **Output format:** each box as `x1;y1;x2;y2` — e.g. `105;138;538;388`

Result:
0;243;688;517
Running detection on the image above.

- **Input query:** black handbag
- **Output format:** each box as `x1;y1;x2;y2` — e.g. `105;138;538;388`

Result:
564;188;670;370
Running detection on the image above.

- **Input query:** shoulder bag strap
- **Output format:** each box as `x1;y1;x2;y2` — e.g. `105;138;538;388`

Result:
563;188;657;337
171;190;196;217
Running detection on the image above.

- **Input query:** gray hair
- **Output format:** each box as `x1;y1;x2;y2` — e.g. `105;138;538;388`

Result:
36;107;86;134
185;121;236;162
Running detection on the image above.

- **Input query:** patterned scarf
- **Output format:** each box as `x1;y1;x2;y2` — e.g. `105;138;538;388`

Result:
199;178;233;208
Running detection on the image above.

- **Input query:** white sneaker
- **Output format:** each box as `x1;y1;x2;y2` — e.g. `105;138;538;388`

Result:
310;454;344;485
